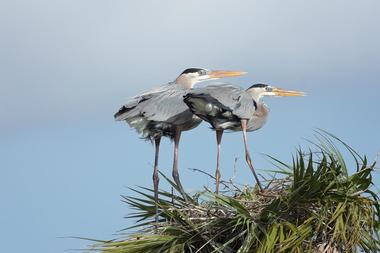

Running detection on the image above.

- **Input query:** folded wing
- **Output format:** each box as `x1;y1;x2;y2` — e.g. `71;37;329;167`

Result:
184;84;256;129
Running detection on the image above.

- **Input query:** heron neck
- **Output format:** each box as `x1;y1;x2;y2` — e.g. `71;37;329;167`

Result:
174;75;195;89
247;89;264;103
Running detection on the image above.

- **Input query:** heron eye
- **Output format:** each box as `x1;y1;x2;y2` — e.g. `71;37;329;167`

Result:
266;87;272;92
198;70;206;76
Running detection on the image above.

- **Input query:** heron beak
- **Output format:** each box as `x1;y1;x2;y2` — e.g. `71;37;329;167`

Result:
207;70;247;79
272;88;306;97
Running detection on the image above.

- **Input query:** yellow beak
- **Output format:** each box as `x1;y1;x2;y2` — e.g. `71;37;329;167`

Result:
208;70;247;79
272;87;306;97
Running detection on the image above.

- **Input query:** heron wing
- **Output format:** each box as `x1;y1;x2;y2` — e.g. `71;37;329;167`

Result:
114;83;174;121
185;84;256;119
141;87;192;124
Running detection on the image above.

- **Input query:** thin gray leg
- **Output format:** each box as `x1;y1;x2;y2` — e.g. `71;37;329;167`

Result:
215;129;223;194
172;128;188;202
153;136;161;222
241;119;263;191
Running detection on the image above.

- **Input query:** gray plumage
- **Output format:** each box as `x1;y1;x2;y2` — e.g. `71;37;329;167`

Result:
183;83;269;132
114;83;201;140
114;68;248;206
184;83;305;193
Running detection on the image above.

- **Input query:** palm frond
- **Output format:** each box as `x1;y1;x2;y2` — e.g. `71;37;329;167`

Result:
87;131;380;252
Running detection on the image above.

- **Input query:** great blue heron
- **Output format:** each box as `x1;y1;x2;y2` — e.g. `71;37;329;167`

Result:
114;68;246;219
184;83;305;193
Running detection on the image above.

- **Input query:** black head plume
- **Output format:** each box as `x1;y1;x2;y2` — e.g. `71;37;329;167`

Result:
181;68;206;75
248;83;269;89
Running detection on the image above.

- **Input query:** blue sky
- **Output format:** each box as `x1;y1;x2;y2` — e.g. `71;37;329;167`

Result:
1;1;379;252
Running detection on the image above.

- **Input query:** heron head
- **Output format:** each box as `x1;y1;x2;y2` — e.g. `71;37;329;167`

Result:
247;83;306;101
176;68;247;88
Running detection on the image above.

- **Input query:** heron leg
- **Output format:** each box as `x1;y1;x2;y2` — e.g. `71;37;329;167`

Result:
215;129;223;194
241;119;263;191
153;136;161;223
172;128;188;202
